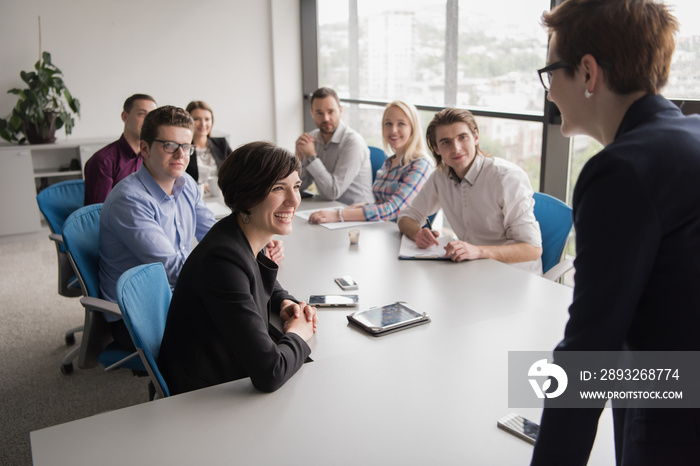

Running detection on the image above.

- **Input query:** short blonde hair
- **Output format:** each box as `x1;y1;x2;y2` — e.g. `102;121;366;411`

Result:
382;100;428;166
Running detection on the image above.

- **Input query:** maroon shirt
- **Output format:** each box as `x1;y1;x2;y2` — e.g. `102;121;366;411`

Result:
84;134;142;205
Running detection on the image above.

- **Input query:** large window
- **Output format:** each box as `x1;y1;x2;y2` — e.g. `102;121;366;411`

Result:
316;0;550;190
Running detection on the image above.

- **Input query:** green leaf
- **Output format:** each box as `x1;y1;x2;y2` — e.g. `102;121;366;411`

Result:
42;51;52;65
0;128;13;142
52;76;65;91
55;116;65;130
10;114;22;129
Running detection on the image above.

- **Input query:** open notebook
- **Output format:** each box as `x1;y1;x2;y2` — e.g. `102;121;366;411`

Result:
398;234;454;260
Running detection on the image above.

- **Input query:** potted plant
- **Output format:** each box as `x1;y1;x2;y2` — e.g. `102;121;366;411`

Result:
0;51;80;144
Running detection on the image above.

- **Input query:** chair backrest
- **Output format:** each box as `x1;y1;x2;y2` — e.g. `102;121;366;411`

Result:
36;180;85;252
61;204;102;298
532;192;573;274
116;263;172;398
369;146;387;182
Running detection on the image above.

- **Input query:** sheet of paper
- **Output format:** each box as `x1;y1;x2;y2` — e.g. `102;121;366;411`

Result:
399;234;454;259
294;209;383;230
206;201;231;219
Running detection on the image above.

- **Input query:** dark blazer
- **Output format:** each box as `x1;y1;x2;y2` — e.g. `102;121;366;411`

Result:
158;214;311;395
185;136;233;182
531;96;700;465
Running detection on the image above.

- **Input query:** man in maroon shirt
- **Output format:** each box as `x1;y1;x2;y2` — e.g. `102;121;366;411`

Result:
83;94;157;205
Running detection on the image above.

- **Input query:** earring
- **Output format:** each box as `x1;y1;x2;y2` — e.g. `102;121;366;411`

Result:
584;89;594;99
241;213;250;224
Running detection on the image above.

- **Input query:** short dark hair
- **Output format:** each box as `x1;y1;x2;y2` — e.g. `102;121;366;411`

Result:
543;0;679;95
310;87;340;107
425;108;481;167
218;141;301;215
123;94;156;113
140;106;194;144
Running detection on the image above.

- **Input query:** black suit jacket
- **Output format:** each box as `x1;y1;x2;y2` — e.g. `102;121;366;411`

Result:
185;136;233;182
158;214;311;395
531;96;700;465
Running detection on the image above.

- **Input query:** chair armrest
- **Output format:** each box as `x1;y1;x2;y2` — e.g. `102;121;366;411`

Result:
49;233;64;245
80;296;122;319
543;259;574;282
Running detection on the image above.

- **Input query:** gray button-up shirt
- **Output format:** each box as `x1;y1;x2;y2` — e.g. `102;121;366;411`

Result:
300;120;374;205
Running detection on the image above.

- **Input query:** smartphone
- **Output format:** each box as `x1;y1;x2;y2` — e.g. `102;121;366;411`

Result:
334;276;358;290
497;413;539;445
309;294;359;307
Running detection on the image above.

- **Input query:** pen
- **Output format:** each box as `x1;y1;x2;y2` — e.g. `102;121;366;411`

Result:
425;215;433;231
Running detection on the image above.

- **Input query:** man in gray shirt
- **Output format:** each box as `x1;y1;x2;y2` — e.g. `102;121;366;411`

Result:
295;87;373;206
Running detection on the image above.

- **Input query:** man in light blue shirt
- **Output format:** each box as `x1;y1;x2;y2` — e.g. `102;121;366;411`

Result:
99;106;216;349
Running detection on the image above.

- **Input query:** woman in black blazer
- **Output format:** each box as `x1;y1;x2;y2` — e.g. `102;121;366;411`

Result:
158;141;317;395
185;100;233;183
532;2;700;465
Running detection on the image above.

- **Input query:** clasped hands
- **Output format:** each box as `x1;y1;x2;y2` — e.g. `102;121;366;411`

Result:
280;299;318;341
295;133;316;160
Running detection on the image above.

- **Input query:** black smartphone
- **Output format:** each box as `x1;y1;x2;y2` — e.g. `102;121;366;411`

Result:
497;413;539;445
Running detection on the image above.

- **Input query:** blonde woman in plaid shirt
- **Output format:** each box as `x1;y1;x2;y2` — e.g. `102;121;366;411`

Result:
309;101;431;223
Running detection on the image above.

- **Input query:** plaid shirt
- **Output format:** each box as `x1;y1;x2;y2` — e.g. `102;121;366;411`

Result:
362;156;431;221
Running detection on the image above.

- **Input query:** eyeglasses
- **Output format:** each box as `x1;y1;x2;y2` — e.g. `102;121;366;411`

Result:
149;139;195;156
537;61;571;91
537;58;613;91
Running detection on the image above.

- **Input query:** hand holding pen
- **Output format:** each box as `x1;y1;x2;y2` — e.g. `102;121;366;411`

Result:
414;215;440;249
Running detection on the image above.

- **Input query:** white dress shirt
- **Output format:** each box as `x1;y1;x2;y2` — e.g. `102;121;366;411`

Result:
399;153;542;274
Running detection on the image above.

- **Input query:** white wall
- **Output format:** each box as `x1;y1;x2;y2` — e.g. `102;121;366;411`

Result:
0;0;303;152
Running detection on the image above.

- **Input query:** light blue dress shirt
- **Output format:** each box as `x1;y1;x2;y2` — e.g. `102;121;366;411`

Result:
98;165;216;316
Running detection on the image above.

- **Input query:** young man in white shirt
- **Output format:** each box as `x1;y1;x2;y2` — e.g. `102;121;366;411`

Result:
398;107;542;274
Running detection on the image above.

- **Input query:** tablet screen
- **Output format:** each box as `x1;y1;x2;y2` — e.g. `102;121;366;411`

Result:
360;303;422;327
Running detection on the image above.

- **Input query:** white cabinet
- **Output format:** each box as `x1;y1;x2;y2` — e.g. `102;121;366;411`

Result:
0;138;114;237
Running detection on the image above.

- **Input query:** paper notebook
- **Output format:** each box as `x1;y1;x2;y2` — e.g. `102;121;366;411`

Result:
398;234;453;260
295;209;384;230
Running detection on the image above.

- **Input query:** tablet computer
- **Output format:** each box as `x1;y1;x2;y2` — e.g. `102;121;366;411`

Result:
347;302;430;336
309;294;359;307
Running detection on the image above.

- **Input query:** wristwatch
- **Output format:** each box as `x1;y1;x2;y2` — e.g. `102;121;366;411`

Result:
307;155;317;164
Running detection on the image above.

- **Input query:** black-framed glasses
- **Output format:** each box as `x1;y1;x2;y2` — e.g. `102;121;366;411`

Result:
537;58;613;91
149;139;195;156
537;61;571;91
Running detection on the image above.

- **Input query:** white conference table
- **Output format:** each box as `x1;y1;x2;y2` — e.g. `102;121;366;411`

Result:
31;198;615;465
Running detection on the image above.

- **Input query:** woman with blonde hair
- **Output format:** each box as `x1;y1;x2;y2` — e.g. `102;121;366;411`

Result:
309;100;431;223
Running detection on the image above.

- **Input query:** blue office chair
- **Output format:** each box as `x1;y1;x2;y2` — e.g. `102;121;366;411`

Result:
532;192;574;281
369;146;387;182
61;204;144;374
36;180;85;366
117;263;172;399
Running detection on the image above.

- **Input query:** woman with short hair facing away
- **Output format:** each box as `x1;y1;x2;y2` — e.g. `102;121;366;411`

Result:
158;142;317;395
532;1;700;465
309;100;431;223
184;100;233;185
